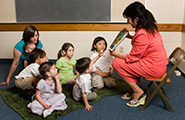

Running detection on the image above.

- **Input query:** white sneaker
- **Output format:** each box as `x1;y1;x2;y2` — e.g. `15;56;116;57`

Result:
43;109;52;118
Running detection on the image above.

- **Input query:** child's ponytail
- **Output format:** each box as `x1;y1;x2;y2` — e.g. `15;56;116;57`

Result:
57;49;63;60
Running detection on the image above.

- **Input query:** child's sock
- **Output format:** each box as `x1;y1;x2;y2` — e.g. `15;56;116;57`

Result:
43;108;54;118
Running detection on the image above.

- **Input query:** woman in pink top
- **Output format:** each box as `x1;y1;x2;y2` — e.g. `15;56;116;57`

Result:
110;2;168;107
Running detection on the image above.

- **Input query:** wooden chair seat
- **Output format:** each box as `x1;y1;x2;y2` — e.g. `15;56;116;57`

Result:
144;73;171;83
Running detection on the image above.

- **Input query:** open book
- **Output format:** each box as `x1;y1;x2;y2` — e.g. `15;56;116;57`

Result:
109;28;128;51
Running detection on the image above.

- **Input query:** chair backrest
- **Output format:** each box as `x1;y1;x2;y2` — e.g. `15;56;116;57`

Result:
164;47;185;83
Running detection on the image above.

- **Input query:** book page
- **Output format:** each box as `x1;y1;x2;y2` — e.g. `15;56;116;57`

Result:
110;29;128;51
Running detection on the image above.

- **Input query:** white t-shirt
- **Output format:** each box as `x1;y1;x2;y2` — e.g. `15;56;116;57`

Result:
72;73;92;101
90;50;113;73
15;63;40;79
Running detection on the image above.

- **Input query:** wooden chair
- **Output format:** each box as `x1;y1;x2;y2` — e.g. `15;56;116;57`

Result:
139;47;185;112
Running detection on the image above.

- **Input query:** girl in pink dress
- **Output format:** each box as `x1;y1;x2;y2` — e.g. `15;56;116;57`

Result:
27;62;67;118
110;2;168;107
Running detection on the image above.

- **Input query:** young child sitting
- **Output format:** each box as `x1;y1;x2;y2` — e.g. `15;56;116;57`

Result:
14;48;48;100
72;51;103;111
56;42;78;91
27;62;67;118
90;36;116;89
23;41;36;68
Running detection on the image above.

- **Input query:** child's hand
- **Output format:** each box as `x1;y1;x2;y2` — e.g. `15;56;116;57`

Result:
98;50;104;57
102;72;110;77
54;73;60;81
43;104;51;109
85;104;93;111
109;71;113;76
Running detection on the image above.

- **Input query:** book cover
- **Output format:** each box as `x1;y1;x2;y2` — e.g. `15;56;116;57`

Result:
109;28;128;51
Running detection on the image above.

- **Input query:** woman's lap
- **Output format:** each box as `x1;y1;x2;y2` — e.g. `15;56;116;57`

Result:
112;57;165;83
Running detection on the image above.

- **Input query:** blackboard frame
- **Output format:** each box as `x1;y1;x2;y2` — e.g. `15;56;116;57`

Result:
15;0;111;23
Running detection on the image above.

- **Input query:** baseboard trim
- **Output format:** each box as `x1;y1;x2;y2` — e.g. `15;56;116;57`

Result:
0;59;57;64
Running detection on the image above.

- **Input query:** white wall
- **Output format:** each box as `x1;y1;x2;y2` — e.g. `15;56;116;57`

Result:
0;0;184;60
181;0;185;50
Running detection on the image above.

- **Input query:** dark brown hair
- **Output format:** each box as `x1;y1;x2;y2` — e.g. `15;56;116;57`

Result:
123;2;158;36
91;36;107;52
57;42;74;60
29;48;46;63
23;41;35;55
75;57;91;74
39;62;54;79
22;25;39;47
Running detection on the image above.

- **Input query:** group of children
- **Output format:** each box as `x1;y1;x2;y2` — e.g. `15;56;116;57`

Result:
15;36;116;118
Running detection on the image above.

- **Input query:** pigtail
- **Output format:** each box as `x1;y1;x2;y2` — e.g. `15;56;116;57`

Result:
57;49;63;60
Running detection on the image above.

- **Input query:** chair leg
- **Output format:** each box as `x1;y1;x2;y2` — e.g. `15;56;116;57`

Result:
161;87;170;100
140;82;159;111
158;88;174;112
144;81;153;96
154;82;174;112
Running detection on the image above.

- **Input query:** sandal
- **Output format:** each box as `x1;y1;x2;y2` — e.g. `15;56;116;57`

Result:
126;94;147;107
121;93;133;100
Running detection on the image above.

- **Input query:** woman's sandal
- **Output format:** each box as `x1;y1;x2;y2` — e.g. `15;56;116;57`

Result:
126;94;147;107
121;93;133;100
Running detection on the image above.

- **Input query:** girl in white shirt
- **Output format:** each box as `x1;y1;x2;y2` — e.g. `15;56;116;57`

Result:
90;36;116;89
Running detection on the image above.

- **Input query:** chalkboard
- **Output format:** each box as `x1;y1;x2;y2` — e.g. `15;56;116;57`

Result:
15;0;111;23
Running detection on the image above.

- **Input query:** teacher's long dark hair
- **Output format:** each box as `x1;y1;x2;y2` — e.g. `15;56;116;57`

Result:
123;2;158;36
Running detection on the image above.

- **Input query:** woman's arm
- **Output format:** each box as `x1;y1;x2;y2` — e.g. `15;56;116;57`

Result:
109;50;126;60
126;34;133;39
0;48;21;86
41;45;44;51
24;60;28;68
124;28;133;39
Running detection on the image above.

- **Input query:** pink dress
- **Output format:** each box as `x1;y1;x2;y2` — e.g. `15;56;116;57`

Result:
112;28;168;83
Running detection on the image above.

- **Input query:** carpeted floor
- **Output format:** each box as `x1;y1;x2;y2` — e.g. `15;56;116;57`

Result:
0;60;185;120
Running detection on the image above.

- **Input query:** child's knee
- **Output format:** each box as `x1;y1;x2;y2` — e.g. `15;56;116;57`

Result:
92;74;104;89
105;78;116;88
106;81;116;88
95;84;104;89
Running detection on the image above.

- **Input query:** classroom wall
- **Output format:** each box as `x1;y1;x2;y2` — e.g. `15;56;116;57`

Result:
146;0;184;55
0;0;184;60
181;0;185;50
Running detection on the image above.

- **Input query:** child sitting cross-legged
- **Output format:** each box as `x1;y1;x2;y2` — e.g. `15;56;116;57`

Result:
27;62;67;118
14;48;48;100
72;51;104;111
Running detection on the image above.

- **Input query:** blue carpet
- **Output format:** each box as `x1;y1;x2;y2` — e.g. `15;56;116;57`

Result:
0;60;185;120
